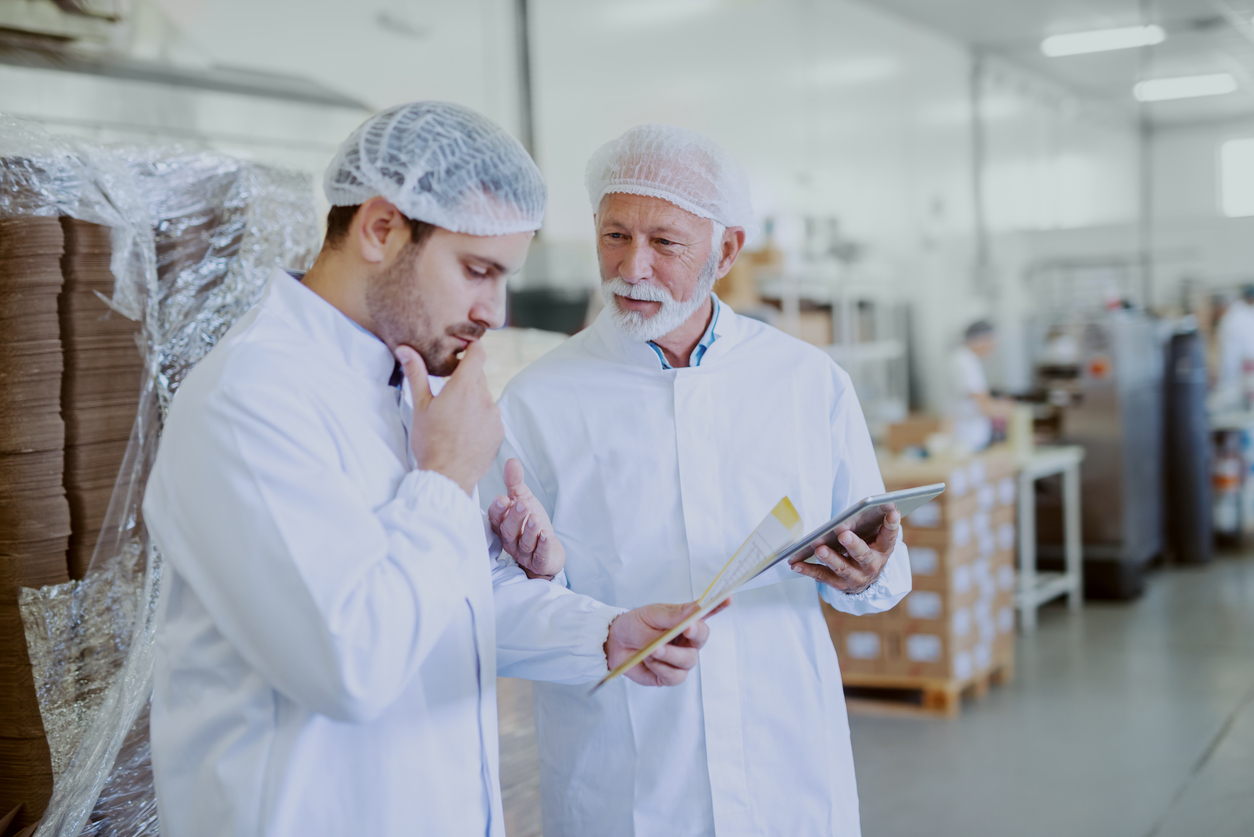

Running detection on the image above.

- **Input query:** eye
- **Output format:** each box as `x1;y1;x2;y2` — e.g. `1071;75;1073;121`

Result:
605;232;624;240
657;238;674;246
466;265;489;279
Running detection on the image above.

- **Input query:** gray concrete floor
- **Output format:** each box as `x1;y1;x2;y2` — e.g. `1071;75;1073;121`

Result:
852;552;1254;837
498;552;1254;836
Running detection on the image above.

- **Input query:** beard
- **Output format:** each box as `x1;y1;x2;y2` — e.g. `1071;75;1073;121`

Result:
365;248;485;377
600;245;720;343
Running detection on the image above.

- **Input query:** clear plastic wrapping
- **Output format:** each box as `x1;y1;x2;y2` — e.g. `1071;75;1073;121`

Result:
3;114;319;836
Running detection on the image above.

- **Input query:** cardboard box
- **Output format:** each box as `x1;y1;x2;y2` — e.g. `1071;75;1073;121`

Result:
906;541;977;584
901;519;978;554
992;552;1017;595
883;624;978;680
884;415;946;454
902;491;979;531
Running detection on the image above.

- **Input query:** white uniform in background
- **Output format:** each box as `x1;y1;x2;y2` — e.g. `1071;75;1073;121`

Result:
481;302;911;837
1217;299;1254;390
144;270;620;837
949;343;992;451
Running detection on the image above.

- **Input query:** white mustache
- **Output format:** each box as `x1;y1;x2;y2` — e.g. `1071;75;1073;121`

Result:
603;277;672;303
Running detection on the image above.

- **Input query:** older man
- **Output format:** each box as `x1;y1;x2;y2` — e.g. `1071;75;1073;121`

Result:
481;125;911;836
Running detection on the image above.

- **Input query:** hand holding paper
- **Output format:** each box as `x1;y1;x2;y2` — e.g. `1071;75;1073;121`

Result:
604;600;728;687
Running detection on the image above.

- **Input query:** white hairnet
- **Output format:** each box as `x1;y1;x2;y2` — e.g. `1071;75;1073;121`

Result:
324;101;545;236
585;124;759;243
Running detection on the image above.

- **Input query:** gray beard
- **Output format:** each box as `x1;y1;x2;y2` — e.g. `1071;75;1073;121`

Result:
601;246;720;343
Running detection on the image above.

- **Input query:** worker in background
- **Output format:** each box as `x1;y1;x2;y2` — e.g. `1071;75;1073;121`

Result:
949;319;1011;452
142;103;713;837
480;125;910;837
1216;284;1254;400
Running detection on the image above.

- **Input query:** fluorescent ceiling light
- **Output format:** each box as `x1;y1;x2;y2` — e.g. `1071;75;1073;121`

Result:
1133;73;1238;102
1041;25;1165;57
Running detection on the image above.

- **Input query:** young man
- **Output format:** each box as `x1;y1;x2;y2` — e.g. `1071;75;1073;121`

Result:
143;103;711;837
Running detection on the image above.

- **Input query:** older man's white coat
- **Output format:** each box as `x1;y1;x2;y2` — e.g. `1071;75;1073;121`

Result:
483;302;911;837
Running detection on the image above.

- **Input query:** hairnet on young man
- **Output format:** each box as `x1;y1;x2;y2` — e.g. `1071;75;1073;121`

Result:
324;101;546;236
585;123;760;243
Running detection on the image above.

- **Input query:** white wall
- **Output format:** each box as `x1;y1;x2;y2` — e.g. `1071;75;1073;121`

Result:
528;0;982;409
976;57;1141;393
0;0;526;218
1148;118;1254;303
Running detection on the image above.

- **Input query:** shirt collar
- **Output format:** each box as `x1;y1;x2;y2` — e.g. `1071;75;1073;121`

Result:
645;294;724;371
265;268;398;386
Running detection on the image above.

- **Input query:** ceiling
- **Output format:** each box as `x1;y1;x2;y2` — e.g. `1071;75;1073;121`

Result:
875;0;1254;126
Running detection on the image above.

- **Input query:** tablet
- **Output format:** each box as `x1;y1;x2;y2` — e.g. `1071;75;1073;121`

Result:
783;482;947;567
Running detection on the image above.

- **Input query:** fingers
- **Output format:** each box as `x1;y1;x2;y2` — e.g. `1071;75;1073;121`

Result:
703;598;732;620
497;498;527;549
449;339;487;383
873;510;902;552
791;556;848;588
641;601;700;632
677;617;710;648
518;513;542;556
395;345;433;409
646;641;700;673
835;529;872;563
503;458;533;501
488;495;511;534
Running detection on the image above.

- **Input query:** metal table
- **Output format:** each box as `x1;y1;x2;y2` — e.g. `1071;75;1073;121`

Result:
1016;445;1086;633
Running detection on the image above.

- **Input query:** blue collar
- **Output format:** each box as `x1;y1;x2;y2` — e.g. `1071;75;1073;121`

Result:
648;295;722;370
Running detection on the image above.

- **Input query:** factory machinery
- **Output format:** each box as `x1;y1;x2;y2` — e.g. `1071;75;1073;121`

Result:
1031;312;1168;599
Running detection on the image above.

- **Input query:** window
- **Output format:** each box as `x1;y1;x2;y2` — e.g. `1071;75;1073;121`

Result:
1220;138;1254;217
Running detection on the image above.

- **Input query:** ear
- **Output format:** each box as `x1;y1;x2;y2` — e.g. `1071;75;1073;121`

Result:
716;227;747;279
355;197;410;265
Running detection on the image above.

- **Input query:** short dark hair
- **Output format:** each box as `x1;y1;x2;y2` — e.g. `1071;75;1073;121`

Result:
323;204;437;251
964;319;995;342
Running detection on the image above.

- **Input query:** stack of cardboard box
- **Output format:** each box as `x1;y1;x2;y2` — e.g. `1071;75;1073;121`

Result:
824;447;1019;686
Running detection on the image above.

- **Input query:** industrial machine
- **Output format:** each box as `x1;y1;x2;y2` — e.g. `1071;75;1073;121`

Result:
1033;311;1165;598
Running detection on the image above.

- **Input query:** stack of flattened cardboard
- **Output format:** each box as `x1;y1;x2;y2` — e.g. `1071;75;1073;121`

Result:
0;216;65;831
58;218;143;580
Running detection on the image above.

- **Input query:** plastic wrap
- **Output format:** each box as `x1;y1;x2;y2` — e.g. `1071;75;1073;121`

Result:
2;114;319;836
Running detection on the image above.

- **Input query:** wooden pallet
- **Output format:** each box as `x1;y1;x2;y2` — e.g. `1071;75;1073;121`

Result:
842;660;1015;719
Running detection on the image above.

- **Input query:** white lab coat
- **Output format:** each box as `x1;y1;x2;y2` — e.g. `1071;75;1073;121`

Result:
1218;299;1254;389
481;303;911;837
144;269;619;837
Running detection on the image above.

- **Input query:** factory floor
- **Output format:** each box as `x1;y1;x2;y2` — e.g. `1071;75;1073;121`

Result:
496;551;1254;837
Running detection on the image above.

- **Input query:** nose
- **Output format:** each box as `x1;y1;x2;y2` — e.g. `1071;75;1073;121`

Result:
618;239;653;285
474;281;507;330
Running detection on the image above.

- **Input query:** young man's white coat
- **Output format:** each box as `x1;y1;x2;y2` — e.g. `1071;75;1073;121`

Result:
145;270;620;836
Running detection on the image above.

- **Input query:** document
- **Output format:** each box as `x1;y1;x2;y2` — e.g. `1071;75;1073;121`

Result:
591;497;804;694
589;482;944;694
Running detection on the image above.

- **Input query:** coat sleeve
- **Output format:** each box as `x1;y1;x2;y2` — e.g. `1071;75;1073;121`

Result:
145;378;482;724
818;365;912;615
481;430;625;684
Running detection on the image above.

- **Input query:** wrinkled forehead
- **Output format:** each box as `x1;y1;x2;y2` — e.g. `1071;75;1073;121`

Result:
596;192;713;237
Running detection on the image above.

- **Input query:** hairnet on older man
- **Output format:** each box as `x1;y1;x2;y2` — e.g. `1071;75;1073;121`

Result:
324;100;547;236
585;123;760;243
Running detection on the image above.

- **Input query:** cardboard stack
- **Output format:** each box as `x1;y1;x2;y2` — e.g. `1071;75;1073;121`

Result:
0;216;65;830
58;218;143;580
825;446;1019;684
